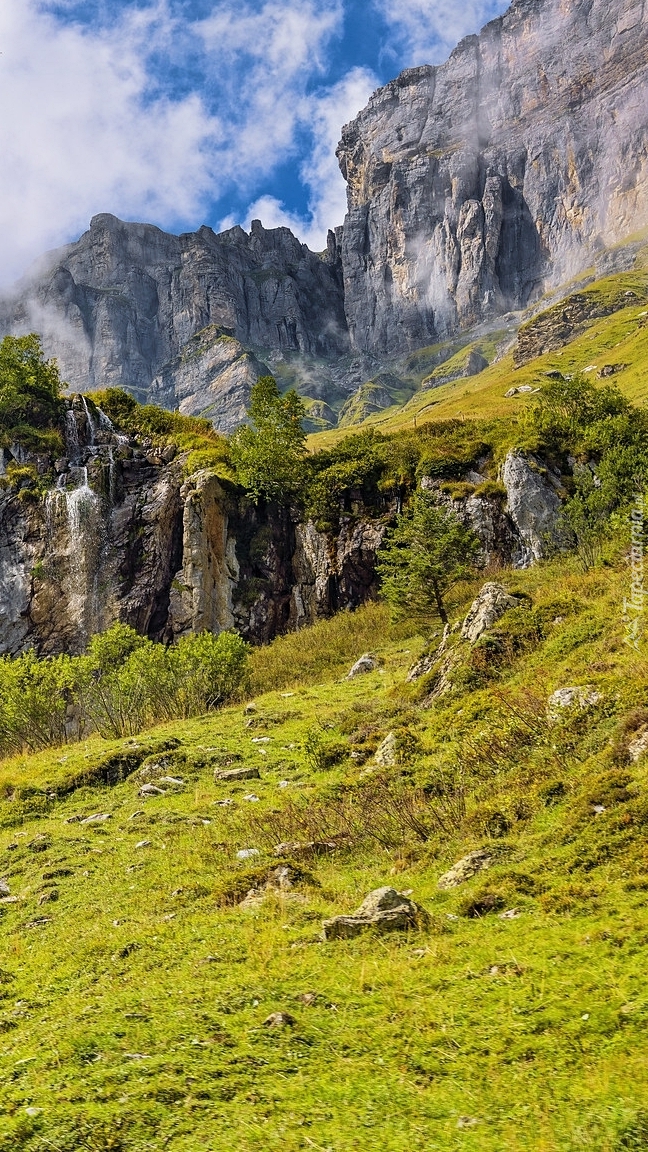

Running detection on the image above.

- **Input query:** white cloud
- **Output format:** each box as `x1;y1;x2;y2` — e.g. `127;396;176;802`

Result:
374;0;508;66
0;1;222;284
242;66;377;249
0;0;365;285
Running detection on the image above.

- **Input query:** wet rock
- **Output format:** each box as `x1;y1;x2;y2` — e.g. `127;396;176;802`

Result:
461;582;520;643
322;886;427;940
215;766;260;782
437;849;492;890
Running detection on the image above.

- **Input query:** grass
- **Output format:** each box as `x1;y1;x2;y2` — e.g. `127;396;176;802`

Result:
1;546;648;1149
308;265;648;450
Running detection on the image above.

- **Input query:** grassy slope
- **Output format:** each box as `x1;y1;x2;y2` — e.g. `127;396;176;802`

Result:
308;268;648;450
1;555;648;1150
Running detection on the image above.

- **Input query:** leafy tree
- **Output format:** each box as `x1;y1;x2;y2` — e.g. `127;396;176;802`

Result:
377;489;480;627
229;375;307;503
0;334;64;445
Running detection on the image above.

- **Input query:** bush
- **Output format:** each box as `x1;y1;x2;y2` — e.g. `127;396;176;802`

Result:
0;625;250;753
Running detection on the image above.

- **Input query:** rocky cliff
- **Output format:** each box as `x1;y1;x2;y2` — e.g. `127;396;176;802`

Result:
337;0;648;353
0;399;385;656
1;0;646;426
0;216;349;429
0;392;565;656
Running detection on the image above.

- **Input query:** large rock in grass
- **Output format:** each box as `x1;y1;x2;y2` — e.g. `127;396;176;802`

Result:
322;886;427;940
461;582;520;643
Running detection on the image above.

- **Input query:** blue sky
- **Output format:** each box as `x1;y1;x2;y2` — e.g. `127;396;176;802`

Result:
0;0;509;283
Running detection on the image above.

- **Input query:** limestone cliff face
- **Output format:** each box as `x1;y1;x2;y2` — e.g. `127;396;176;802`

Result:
0;215;349;400
336;0;648;352
0;402;386;656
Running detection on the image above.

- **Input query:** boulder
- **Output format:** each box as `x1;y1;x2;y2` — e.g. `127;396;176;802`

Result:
374;732;397;767
461;582;520;643
347;653;378;679
437;849;492;890
548;686;601;715
322;886;427;940
215;766;260;782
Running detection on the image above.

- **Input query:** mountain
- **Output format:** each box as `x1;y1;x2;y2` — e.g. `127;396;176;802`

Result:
0;0;646;430
337;0;648;353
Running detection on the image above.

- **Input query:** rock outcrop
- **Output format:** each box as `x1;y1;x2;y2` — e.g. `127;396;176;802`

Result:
336;0;648;353
0;400;386;656
501;453;563;565
0;215;349;405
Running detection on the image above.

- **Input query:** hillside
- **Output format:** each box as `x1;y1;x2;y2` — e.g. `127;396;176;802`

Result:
0;549;647;1150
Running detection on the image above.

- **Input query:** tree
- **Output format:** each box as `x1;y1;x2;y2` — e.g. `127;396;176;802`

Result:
229;375;307;503
377;489;480;627
0;334;63;442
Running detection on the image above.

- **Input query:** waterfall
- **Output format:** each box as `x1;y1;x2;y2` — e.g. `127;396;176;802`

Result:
82;396;96;445
97;407;114;433
64;410;81;463
45;466;102;647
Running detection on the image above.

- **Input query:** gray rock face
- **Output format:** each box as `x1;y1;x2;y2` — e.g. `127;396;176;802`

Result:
461;582;520;643
149;325;270;433
0;215;349;400
336;0;648;353
0;403;386;655
501;453;563;565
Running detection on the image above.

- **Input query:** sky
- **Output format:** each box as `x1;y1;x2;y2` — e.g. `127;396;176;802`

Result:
0;0;509;285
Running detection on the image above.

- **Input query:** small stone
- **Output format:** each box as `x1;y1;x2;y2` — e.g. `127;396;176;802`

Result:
214;798;235;807
215;766;260;782
129;811;145;819
263;1012;296;1028
438;849;492;890
243;793;260;802
504;386;518;396
236;848;260;860
298;992;317;1005
158;776;185;787
346;653;377;679
0;881;10;897
80;813;112;825
498;908;521;920
627;728;648;762
139;783;166;797
0;896;19;905
135;840;152;849
592;804;606;815
251;737;271;744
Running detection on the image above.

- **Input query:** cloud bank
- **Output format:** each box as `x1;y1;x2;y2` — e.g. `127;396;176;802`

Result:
0;0;509;286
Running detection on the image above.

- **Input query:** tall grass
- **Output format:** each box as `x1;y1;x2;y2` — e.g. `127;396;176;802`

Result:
248;602;391;694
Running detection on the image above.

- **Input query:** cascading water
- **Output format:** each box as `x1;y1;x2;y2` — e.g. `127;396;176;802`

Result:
82;396;96;445
64;409;81;464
